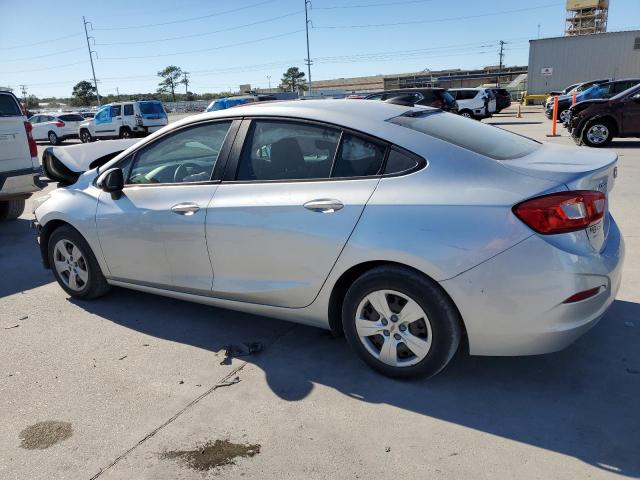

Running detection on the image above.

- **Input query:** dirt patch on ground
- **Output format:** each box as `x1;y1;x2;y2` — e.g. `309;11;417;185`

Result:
161;439;261;471
19;421;73;449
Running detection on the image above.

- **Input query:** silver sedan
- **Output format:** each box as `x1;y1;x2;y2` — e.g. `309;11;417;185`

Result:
33;100;624;378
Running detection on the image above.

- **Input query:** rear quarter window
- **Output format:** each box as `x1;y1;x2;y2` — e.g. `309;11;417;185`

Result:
388;110;540;160
0;94;22;116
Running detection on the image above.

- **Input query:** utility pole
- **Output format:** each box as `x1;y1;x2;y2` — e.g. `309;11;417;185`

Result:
83;16;101;106
116;87;120;100
304;0;312;96
182;71;189;96
267;75;271;89
19;84;27;108
497;40;505;87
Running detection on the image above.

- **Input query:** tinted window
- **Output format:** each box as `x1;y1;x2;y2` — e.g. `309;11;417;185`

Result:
365;94;385;101
128;121;231;184
332;134;385;178
0;94;22;116
384;149;420;174
237;121;339;181
95;107;110;122
123;104;134;116
388;110;539;160
59;114;85;121
111;105;122;116
138;101;165;115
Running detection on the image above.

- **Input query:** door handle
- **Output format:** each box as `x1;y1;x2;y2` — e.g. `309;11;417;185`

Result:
303;199;344;213
171;202;200;215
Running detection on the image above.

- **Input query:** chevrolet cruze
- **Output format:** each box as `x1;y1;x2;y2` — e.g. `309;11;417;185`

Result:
33;100;624;378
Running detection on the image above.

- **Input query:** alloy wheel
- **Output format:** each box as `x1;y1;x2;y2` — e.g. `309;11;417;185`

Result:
586;124;609;145
355;289;432;367
53;239;89;292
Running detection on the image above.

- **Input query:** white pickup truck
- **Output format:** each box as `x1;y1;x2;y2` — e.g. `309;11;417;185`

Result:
0;90;45;221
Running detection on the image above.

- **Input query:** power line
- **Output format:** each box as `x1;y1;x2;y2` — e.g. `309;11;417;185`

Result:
313;0;433;10
99;29;305;60
314;3;563;28
91;0;277;30
4;60;88;75
0;33;83;50
95;10;302;46
2;47;85;63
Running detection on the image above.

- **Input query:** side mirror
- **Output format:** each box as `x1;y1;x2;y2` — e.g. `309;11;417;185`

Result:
97;167;124;193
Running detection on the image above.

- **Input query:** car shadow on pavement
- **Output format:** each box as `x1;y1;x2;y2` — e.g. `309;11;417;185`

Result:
73;287;640;478
0;218;53;297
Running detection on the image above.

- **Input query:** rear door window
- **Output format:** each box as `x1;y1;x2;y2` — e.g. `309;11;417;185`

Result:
123;104;134;116
111;105;122;116
332;134;386;178
388;110;539;160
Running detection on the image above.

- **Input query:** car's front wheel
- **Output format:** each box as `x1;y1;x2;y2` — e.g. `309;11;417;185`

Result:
582;119;614;147
342;265;462;379
459;110;473;119
80;129;92;143
48;225;110;299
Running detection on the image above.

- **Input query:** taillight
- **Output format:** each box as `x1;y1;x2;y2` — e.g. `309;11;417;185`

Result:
430;99;444;108
563;286;603;304
54;121;65;127
512;190;606;235
24;121;37;157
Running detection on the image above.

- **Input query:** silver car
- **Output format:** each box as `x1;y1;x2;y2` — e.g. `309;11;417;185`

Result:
33;100;624;378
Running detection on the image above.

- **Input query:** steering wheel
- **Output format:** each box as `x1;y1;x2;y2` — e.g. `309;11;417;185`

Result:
173;162;202;183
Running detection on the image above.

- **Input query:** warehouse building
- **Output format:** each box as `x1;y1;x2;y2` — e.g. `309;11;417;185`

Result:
527;29;640;94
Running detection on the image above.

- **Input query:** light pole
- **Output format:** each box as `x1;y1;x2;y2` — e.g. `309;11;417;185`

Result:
304;0;312;95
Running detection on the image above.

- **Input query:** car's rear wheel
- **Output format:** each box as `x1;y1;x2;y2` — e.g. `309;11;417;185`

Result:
0;199;26;221
80;129;92;143
48;225;110;299
48;131;59;145
119;127;132;139
559;109;571;123
342;265;462;378
582;119;614;147
459;110;473;119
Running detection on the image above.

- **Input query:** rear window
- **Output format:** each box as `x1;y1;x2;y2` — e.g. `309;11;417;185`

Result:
388;110;540;160
138;101;165;115
0;93;22;117
58;114;85;121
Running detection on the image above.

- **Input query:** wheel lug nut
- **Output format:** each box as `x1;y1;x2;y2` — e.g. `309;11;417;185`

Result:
399;324;407;332
383;330;390;336
394;333;402;340
390;315;398;323
381;318;388;326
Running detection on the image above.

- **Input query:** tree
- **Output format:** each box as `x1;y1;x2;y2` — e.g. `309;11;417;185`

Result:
157;65;183;102
71;80;97;106
280;67;307;93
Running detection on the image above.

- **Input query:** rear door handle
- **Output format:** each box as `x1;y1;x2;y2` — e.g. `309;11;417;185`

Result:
171;202;200;215
303;199;344;213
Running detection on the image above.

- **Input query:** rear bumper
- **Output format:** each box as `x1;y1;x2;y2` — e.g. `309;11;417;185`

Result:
440;217;624;356
0;166;45;200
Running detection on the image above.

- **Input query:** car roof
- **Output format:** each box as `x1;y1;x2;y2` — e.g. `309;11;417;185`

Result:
448;87;482;91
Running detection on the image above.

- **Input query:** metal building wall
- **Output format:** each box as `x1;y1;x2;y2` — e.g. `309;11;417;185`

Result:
527;30;640;94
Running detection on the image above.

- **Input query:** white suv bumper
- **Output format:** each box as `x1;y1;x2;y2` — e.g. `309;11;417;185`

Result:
0;166;46;200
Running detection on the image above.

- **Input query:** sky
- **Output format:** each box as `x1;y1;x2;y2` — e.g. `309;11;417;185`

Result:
1;0;638;98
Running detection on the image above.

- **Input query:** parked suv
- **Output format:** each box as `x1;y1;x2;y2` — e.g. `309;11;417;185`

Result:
544;78;611;114
546;79;640;123
29;112;85;144
568;83;640;147
0;91;44;220
363;88;458;113
447;88;495;119
79;100;167;142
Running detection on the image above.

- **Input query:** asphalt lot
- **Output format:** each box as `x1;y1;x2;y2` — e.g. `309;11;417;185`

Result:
1;105;639;479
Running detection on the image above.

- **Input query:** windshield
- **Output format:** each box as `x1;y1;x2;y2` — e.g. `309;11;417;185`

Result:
611;83;640;101
138;101;165;115
388;110;540;160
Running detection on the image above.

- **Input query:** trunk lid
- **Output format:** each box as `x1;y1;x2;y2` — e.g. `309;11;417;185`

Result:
500;142;617;252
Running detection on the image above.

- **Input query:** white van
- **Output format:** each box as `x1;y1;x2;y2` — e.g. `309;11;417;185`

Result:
78;100;168;142
0;91;44;220
448;88;496;120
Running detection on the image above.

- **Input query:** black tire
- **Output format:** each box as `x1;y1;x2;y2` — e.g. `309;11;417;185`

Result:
48;225;110;299
119;127;132;139
48;131;59;145
80;129;92;143
459;110;473;119
342;265;462;379
0;199;26;221
581;119;614;148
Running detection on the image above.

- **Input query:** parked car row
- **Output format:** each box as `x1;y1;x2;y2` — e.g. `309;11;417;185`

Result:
28;100;168;145
359;86;511;120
